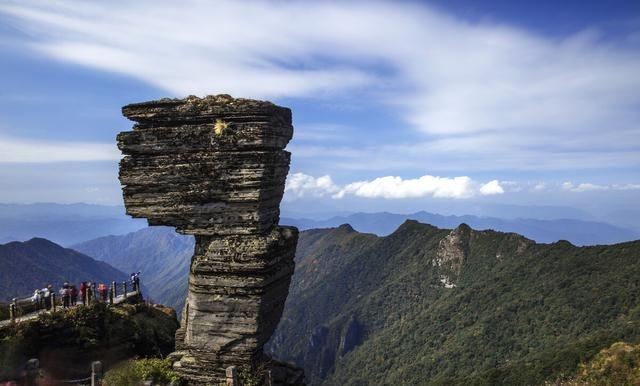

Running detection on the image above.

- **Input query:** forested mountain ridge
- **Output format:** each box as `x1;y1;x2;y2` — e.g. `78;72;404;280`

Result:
0;238;129;300
282;210;639;245
267;220;640;386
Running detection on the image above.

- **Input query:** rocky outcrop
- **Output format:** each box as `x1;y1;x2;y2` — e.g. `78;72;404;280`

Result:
433;223;471;288
118;95;292;236
117;95;303;385
339;316;363;356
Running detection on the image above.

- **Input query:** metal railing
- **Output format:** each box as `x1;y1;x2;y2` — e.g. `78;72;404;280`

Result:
0;279;142;325
12;358;102;386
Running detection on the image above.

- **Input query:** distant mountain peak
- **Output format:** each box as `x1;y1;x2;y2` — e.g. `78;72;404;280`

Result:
455;222;472;233
335;223;356;233
25;237;59;246
393;219;436;234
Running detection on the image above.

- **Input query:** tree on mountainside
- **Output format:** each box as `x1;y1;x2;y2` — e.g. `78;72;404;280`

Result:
544;342;640;386
267;221;640;386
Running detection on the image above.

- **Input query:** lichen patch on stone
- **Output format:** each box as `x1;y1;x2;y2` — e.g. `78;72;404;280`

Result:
213;119;229;136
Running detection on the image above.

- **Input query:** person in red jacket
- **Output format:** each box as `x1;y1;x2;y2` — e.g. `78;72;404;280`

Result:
80;282;88;306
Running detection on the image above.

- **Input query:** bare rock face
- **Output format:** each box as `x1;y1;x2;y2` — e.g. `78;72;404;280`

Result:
433;223;471;288
117;95;304;385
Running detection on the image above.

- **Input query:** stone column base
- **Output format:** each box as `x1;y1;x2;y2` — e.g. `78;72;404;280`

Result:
169;351;305;386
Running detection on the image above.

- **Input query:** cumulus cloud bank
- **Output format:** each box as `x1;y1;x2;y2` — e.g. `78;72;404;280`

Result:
285;173;340;198
286;173;504;200
286;174;640;200
336;175;475;199
479;180;505;195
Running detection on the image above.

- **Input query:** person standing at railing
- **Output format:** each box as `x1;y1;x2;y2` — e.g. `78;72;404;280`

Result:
98;283;107;302
30;289;42;309
80;282;88;306
69;285;78;306
43;285;52;309
88;283;95;305
60;283;70;309
131;272;141;292
38;289;44;309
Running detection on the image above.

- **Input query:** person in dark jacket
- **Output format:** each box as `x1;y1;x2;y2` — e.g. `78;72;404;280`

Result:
98;283;108;302
69;285;78;306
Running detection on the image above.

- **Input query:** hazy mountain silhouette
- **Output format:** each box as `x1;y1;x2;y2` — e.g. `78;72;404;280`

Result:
0;203;146;246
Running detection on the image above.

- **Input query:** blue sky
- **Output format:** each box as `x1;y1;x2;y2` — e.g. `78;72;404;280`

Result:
0;0;639;222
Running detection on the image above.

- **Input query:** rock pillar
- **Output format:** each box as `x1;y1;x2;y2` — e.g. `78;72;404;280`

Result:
117;95;303;385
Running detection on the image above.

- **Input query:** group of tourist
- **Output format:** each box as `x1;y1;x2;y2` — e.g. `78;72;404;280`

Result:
30;282;101;309
29;273;141;309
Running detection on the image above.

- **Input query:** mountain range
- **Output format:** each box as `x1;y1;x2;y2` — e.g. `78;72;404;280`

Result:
1;216;639;385
66;208;635;316
58;217;640;386
1;203;637;248
282;211;639;245
0;238;130;301
0;203;146;246
266;220;640;386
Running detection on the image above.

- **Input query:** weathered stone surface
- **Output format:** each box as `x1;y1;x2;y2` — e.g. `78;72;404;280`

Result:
121;94;292;127
118;95;304;385
118;95;293;236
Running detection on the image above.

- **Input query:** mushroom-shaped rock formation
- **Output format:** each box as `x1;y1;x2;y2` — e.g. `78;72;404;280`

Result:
117;95;304;385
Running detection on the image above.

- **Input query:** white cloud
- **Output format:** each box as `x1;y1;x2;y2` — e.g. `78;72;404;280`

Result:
285;173;340;198
335;175;474;199
531;183;548;192
286;175;640;200
614;184;640;190
561;181;640;192
285;173;509;200
0;1;639;173
479;180;505;195
561;182;606;192
0;137;120;163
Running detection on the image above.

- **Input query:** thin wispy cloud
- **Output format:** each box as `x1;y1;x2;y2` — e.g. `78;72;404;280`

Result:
0;137;120;163
561;182;640;193
1;0;639;175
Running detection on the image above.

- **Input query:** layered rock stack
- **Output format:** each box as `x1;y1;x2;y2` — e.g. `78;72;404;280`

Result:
117;95;304;385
